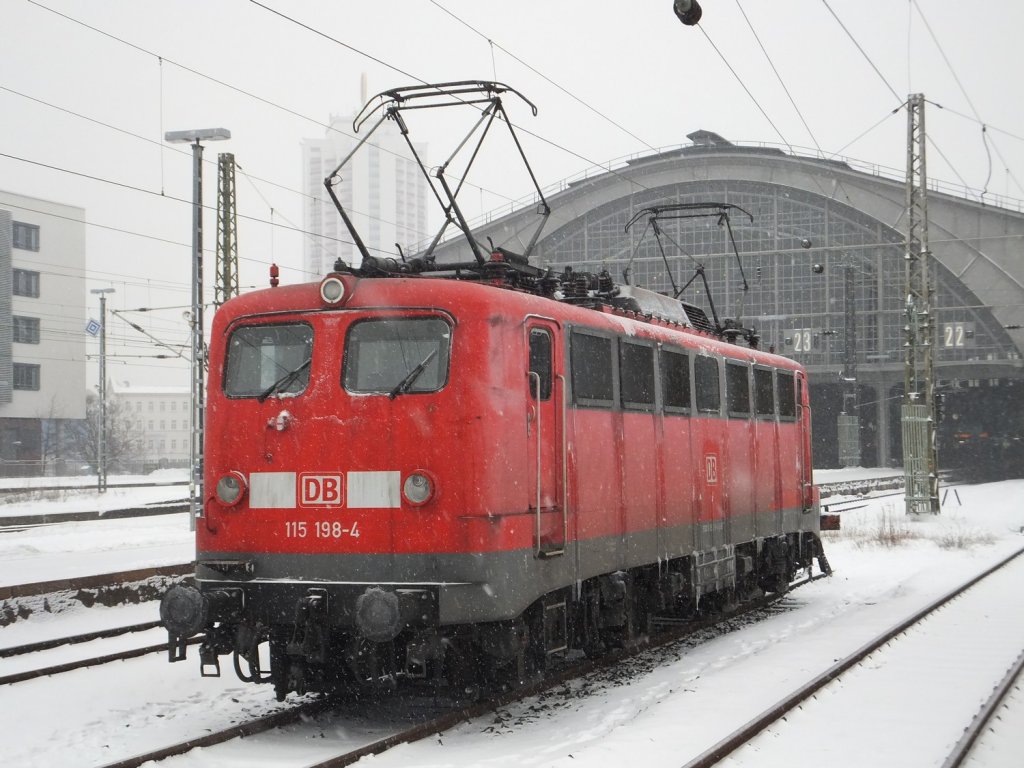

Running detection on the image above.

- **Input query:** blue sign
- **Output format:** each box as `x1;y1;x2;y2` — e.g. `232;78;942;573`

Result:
85;319;101;336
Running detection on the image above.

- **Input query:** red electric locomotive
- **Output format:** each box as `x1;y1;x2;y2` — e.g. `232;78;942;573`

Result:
159;82;830;700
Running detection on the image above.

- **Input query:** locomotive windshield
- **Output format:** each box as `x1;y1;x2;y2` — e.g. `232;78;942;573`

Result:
223;323;313;399
343;317;450;396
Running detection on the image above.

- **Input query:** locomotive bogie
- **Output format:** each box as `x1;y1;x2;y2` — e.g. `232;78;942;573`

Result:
162;274;826;699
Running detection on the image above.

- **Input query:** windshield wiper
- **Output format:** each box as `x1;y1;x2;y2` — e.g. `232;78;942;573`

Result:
257;357;312;402
388;349;438;400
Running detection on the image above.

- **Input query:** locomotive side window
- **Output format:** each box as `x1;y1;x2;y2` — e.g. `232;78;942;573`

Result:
661;348;691;413
726;362;751;418
529;329;552;401
777;371;797;420
754;367;775;418
694;355;721;414
619;341;655;410
224;323;313;399
570;331;614;406
343;317;450;395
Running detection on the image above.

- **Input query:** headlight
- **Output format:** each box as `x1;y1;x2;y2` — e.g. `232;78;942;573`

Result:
319;276;346;304
215;472;247;506
402;472;434;506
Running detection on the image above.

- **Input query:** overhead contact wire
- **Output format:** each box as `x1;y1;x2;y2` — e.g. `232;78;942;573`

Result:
248;0;654;193
697;25;791;151
427;0;658;153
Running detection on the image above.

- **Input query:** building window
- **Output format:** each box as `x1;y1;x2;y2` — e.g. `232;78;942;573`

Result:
148;420;154;430
171;439;177;450
13;363;41;390
170;401;177;411
160;401;166;412
13;316;41;344
12;222;40;251
171;420;177;431
148;402;154;412
13;269;40;298
160;420;166;430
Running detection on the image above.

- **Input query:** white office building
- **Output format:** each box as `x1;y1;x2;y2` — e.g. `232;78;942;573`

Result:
110;381;190;471
0;190;87;476
301;103;429;278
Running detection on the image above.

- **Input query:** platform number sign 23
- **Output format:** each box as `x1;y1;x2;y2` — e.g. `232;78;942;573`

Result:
791;329;813;353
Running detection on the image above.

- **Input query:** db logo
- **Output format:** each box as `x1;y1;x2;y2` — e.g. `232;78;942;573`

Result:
705;454;719;485
300;473;344;507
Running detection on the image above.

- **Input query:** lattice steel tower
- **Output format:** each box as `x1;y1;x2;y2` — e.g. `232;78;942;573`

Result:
902;94;940;514
215;153;239;305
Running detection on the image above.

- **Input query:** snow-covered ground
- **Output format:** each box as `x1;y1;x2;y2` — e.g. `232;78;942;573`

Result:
0;512;193;588
1;471;1022;767
813;466;904;485
0;471;192;587
0;469;187;518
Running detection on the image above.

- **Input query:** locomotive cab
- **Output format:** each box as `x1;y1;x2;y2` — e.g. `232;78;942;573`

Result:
161;274;578;698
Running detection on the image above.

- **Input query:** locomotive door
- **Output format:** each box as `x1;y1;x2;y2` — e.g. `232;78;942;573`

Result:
527;320;566;556
797;372;814;512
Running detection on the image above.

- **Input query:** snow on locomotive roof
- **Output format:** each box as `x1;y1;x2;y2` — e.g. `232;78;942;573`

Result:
614;285;694;327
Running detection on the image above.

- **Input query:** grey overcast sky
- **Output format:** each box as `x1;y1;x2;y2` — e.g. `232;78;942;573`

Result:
3;0;1022;388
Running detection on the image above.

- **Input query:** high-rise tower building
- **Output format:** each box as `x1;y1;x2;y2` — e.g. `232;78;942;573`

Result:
302;88;429;278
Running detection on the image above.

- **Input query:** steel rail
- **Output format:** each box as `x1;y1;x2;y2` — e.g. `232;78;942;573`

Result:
941;647;1024;768
678;544;1024;768
0;636;202;686
0;481;188;495
0;501;189;528
97;699;332;768
0;563;193;601
0;620;163;658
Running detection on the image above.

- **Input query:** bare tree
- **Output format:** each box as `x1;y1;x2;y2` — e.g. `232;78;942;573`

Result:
36;394;73;475
66;391;144;473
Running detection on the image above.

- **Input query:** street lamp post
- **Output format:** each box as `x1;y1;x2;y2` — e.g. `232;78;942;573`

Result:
165;128;231;529
90;287;116;492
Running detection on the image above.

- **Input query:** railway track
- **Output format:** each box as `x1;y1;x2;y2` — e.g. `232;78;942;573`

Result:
679;544;1024;767
945;648;1024;768
94;574;827;768
0;617;206;686
0;563;192;601
0;500;189;530
816;474;905;498
0;619;162;657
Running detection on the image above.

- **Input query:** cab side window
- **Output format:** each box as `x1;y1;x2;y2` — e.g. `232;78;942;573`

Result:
529;329;552;400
